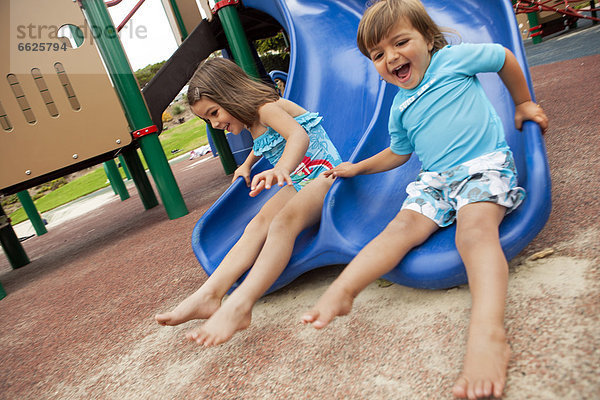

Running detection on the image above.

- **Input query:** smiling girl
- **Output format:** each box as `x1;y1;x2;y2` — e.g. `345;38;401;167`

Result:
156;57;341;346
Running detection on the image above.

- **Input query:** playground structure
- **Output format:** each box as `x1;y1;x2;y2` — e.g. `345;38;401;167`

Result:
1;0;552;298
513;0;598;43
190;0;552;291
0;0;191;278
0;0;306;295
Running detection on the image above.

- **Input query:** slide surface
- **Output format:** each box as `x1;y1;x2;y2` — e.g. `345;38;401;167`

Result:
192;0;551;292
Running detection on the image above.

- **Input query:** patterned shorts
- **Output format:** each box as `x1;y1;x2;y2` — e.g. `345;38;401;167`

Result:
402;150;526;227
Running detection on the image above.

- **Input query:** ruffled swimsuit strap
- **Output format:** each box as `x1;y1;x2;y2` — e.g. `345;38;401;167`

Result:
252;112;322;157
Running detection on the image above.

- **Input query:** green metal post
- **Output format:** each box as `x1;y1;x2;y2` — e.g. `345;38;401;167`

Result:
0;205;29;269
118;149;157;209
69;24;85;48
16;190;47;236
103;159;130;201
81;0;188;219
121;148;159;210
72;22;133;204
216;4;260;79
104;162;119;195
118;155;132;180
0;282;6;300
167;0;189;40
207;125;237;174
527;10;543;44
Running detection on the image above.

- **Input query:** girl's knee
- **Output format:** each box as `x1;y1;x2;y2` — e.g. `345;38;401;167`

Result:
269;209;301;235
245;212;271;235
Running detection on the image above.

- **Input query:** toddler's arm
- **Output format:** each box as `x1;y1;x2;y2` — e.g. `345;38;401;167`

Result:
324;148;411;178
498;48;549;133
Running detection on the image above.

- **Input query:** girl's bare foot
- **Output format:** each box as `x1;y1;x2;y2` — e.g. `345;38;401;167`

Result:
452;325;510;399
301;282;355;329
155;288;221;326
186;294;252;346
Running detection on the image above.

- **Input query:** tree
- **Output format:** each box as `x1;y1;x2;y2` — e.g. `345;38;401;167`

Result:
254;32;290;73
134;60;167;89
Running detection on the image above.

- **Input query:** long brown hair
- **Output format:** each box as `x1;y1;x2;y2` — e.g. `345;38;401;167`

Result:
357;0;449;59
187;57;279;127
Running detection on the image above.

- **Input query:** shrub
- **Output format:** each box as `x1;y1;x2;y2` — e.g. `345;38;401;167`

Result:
1;194;18;208
135;61;167;89
171;104;185;116
260;53;290;73
35;177;67;194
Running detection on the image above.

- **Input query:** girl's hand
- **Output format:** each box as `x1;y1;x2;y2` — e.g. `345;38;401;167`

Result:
232;164;252;186
249;167;293;197
323;162;359;178
515;100;548;134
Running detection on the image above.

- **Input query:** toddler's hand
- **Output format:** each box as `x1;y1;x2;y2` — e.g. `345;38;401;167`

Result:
323;162;358;178
249;167;292;197
515;100;548;134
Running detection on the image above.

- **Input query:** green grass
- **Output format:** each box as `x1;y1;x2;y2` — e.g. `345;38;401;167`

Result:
9;117;207;225
158;118;208;161
9;168;112;224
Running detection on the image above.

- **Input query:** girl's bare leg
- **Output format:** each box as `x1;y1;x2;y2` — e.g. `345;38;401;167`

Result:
451;202;510;400
188;175;335;346
302;209;438;328
155;187;297;326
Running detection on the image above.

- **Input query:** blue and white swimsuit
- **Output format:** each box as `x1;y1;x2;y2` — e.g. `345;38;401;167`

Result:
252;112;342;191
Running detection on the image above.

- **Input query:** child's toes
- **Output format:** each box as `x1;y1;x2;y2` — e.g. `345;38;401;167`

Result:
301;310;319;324
493;380;505;398
186;329;201;343
481;381;493;397
452;376;468;398
312;311;337;329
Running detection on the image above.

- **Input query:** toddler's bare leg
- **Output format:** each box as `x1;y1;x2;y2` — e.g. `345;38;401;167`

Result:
451;202;510;400
188;176;334;346
302;209;438;328
155;187;297;326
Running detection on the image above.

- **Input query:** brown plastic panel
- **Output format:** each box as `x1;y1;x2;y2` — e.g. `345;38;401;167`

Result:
0;0;133;190
173;0;204;37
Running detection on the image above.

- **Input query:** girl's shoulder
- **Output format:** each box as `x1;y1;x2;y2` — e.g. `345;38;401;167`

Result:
250;98;310;138
258;98;308;119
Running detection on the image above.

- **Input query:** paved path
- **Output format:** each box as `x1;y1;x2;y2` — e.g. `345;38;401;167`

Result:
524;18;599;66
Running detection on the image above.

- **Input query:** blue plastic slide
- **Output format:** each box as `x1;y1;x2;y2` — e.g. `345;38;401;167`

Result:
192;0;551;292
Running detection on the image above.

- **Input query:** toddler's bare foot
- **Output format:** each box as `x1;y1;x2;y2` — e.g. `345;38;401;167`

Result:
155;288;221;326
186;294;252;346
301;282;354;329
452;324;510;399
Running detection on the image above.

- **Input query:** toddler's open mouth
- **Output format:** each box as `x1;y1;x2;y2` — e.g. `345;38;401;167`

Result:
394;63;411;82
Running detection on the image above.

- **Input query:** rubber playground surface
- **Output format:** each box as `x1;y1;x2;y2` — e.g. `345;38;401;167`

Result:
1;28;599;400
